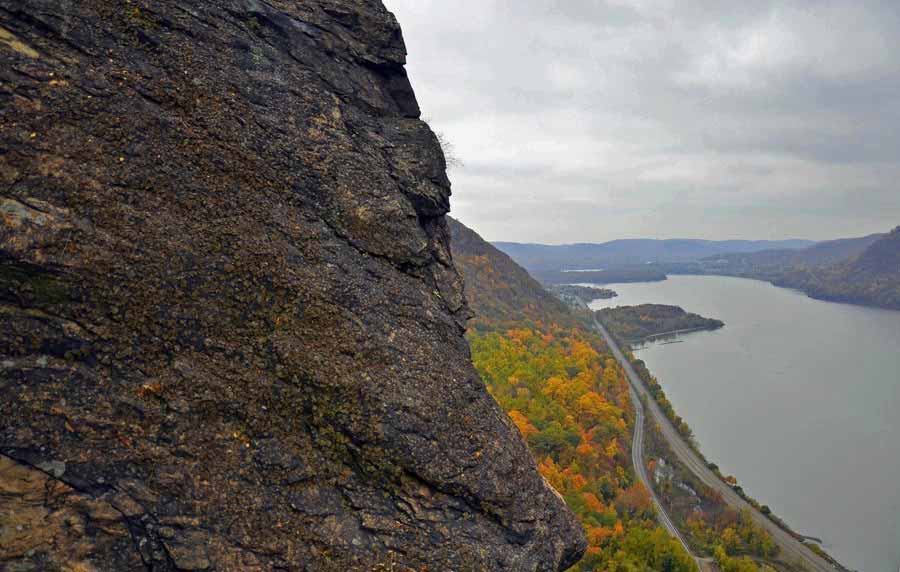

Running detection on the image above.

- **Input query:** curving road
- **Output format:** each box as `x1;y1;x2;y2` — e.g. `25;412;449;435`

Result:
622;341;710;571
591;315;840;572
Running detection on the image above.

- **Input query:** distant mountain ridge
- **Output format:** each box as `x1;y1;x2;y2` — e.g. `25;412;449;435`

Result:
700;233;885;280
494;238;816;271
491;228;899;311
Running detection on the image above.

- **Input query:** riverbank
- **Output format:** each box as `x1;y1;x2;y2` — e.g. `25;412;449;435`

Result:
591;316;845;572
625;349;847;570
632;326;723;344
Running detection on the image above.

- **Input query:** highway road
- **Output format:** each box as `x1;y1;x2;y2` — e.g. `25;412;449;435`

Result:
591;315;841;572
622;339;711;571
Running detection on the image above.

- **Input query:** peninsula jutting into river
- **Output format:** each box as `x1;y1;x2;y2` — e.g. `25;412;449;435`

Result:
595;304;724;344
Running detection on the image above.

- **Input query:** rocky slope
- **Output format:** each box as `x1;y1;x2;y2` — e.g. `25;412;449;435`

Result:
0;2;584;571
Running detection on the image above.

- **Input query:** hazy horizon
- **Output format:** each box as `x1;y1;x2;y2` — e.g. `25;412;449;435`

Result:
490;236;818;246
385;0;900;244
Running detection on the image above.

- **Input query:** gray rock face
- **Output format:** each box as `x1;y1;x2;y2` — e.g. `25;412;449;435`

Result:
0;1;585;571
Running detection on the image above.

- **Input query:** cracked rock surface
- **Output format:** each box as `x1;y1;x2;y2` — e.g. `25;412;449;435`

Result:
0;1;585;571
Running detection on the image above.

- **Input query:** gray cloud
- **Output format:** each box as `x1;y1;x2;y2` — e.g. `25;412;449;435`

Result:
383;0;900;243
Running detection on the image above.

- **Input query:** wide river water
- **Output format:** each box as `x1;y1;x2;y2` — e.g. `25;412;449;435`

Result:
588;275;900;572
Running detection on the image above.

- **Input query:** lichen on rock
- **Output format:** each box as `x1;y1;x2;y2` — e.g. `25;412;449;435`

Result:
0;1;585;571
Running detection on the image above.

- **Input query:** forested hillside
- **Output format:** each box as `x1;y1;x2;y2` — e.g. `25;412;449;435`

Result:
450;218;696;569
452;218;778;571
448;216;572;326
692;228;900;310
469;326;696;571
776;227;900;309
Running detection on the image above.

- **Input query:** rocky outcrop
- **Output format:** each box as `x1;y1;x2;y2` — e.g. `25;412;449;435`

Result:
0;2;584;571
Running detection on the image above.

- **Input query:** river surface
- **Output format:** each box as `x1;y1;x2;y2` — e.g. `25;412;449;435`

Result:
587;275;900;572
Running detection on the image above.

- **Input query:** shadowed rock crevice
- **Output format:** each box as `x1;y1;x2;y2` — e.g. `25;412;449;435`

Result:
0;1;585;571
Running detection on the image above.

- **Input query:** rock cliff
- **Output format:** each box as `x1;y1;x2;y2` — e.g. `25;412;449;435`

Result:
0;1;584;571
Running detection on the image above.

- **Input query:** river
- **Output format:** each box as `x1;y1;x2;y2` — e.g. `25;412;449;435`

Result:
588;275;900;572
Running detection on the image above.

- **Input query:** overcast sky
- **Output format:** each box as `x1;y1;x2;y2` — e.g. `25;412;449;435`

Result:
382;0;900;244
